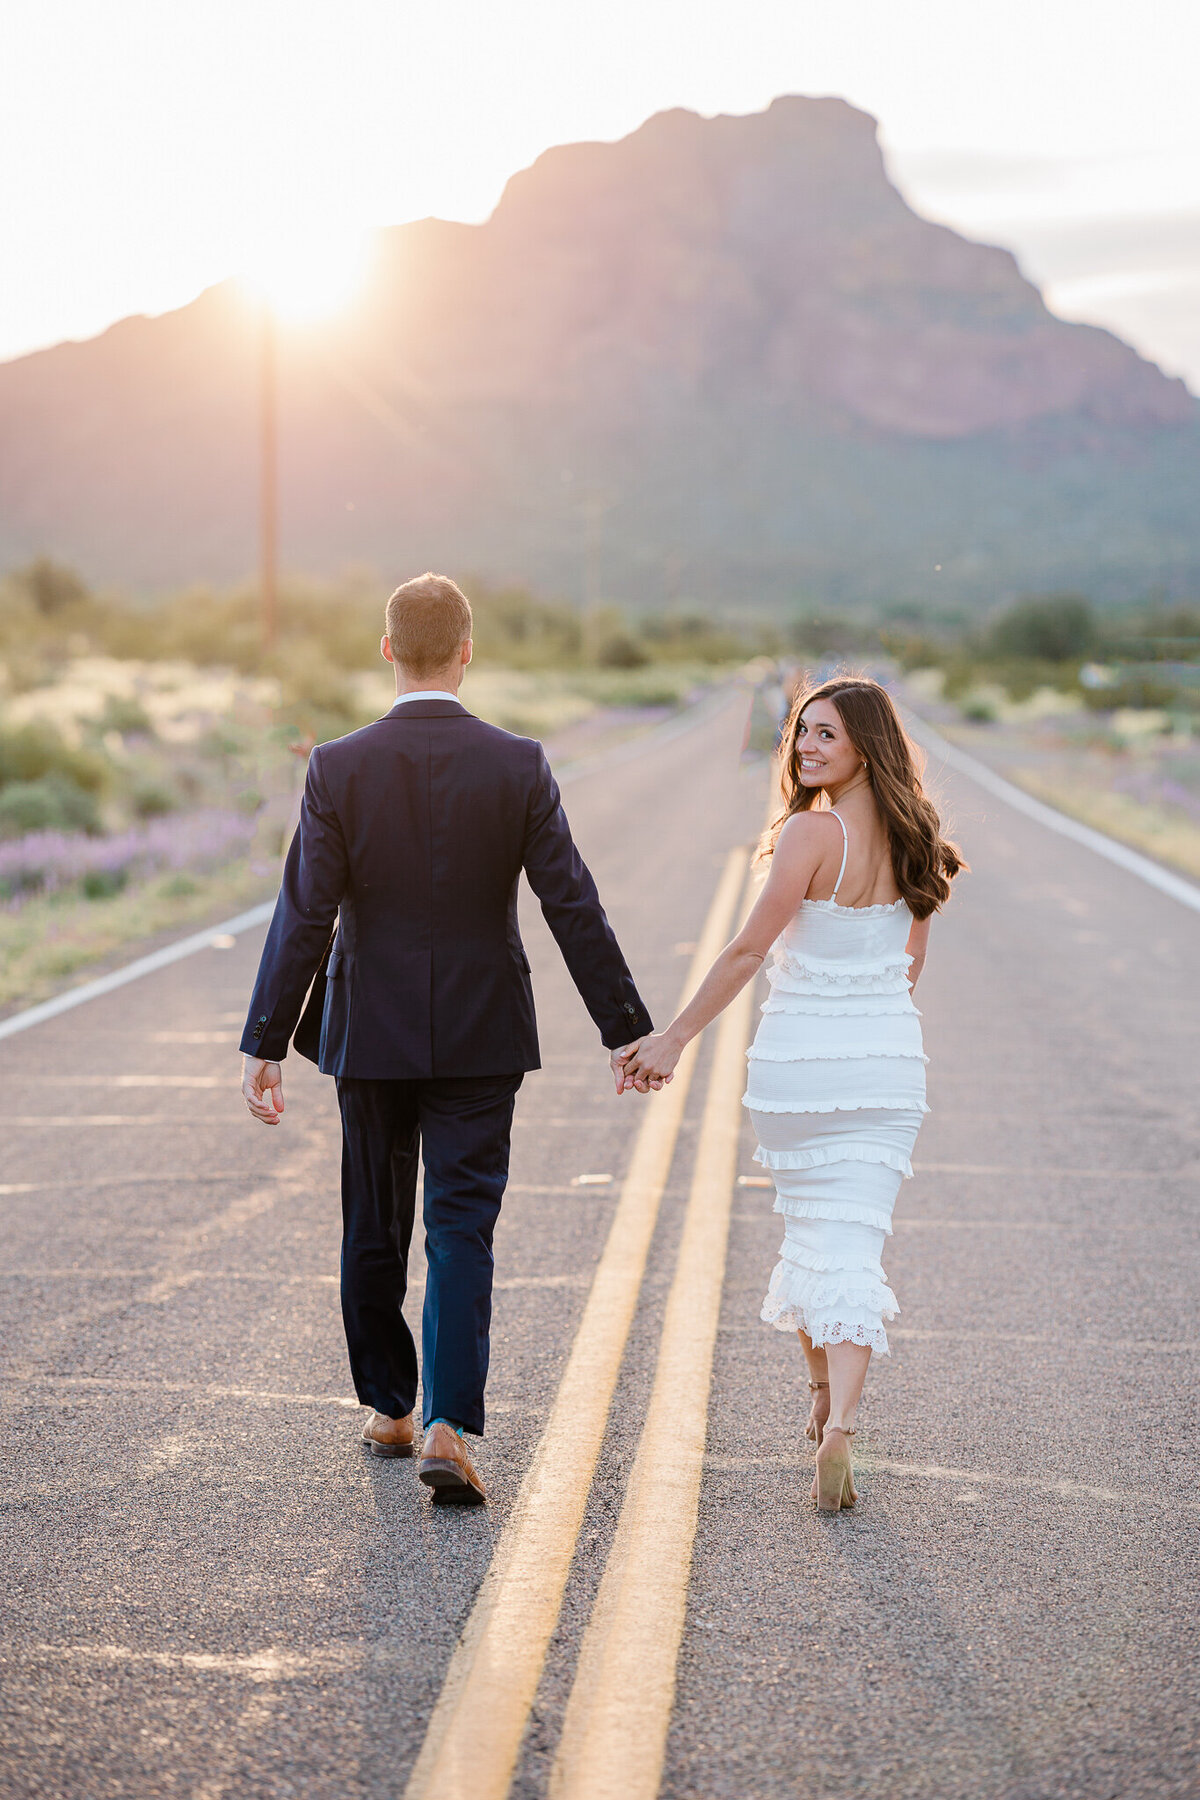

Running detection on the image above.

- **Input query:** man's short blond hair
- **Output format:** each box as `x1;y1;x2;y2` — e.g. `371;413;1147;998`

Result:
385;573;473;678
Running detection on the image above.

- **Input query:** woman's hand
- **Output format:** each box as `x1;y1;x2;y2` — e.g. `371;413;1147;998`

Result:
615;1031;683;1094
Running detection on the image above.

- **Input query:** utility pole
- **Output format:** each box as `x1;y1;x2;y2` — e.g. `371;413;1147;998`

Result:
260;300;278;652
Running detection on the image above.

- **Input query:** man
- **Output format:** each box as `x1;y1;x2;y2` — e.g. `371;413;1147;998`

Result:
239;573;653;1504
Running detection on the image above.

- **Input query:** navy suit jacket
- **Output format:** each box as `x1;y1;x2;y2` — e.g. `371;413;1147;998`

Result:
239;698;653;1078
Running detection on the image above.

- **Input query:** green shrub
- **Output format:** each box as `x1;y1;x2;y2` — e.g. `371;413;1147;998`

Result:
985;656;1078;702
130;779;178;819
159;873;199;898
82;868;128;900
878;629;947;672
0;722;108;793
0;775;102;839
1082;674;1181;712
988;594;1096;663
572;665;715;707
472;586;584;667
938;653;982;703
96;694;154;738
595;631;650;670
639;612;749;663
18;557;89;618
273;648;363;741
790;613;875;658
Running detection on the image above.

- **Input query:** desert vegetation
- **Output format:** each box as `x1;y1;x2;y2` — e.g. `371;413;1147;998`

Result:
0;561;779;1003
2;560;1198;1005
881;591;1200;879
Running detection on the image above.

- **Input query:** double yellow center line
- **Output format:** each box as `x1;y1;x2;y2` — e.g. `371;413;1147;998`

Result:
404;847;755;1800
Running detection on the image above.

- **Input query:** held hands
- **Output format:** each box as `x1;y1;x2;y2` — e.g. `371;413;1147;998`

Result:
611;1031;683;1095
242;1055;285;1124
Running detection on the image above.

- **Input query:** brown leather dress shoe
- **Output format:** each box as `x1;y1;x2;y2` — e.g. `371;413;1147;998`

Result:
361;1410;415;1458
418;1421;486;1504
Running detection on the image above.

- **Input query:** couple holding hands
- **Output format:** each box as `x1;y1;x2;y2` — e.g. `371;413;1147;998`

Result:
240;574;961;1511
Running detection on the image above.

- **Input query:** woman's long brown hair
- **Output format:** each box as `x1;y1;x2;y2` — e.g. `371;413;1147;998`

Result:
758;673;966;920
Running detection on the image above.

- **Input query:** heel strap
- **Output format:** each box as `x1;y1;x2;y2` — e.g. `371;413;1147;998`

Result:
807;1380;829;1392
823;1424;856;1437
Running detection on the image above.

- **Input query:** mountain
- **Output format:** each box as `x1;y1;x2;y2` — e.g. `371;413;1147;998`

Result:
2;96;1198;609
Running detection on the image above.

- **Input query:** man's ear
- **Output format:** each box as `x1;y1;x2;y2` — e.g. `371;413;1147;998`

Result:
462;638;473;668
381;635;395;665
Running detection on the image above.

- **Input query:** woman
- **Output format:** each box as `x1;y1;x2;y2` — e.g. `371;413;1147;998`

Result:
618;674;964;1513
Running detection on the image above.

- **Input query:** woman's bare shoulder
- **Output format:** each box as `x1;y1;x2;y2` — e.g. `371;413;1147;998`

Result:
776;810;843;852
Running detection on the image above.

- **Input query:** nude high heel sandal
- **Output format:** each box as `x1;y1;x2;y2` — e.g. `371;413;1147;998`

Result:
805;1379;830;1448
813;1424;858;1513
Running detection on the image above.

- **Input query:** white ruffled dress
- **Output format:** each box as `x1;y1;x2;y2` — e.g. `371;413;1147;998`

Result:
743;823;926;1354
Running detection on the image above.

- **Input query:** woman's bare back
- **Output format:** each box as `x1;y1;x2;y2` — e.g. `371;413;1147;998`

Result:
803;801;902;910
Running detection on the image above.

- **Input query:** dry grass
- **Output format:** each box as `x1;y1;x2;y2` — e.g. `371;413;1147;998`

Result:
3;657;279;745
373;663;724;738
0;666;725;1013
1007;770;1200;882
0;861;278;1010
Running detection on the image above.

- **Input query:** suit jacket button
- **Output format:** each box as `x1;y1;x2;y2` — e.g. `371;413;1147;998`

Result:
253;1016;267;1039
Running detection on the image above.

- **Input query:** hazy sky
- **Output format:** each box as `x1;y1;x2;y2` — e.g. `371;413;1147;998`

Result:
5;0;1199;387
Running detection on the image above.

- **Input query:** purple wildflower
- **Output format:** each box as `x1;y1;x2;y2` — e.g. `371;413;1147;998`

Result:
0;809;258;906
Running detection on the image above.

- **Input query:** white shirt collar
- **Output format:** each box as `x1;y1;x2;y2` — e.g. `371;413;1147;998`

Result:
389;689;461;708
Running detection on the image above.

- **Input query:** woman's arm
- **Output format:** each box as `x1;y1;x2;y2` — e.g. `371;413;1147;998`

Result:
617;813;839;1091
906;913;931;990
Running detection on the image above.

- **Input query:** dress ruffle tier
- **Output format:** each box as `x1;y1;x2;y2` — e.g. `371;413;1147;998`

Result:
744;895;926;1356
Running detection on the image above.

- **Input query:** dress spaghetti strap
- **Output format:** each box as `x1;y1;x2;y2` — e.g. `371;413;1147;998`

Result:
828;809;849;900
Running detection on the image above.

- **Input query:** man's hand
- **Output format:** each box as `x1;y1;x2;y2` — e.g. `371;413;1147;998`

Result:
614;1031;681;1093
610;1042;672;1095
242;1055;285;1124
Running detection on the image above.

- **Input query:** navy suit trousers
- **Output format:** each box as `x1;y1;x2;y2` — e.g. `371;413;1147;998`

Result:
335;1073;523;1436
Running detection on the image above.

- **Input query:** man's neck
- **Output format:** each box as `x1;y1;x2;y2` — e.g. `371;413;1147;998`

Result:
395;661;461;699
390;679;463;709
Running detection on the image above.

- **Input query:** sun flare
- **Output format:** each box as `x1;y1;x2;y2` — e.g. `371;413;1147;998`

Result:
239;226;372;324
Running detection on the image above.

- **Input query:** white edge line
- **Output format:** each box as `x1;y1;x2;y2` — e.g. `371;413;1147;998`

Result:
0;903;278;1044
905;708;1200;917
0;686;736;1045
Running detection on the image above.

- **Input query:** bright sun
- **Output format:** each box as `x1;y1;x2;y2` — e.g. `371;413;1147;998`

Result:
240;226;372;323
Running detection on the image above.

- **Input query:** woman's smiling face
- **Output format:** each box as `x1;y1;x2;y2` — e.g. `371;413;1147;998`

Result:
794;699;862;789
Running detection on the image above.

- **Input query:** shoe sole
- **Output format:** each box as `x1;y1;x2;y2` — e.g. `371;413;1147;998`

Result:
419;1458;486;1504
813;1446;857;1512
362;1438;414;1459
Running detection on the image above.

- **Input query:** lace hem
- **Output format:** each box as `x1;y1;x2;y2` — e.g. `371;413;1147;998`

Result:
753;1142;914;1180
761;1302;891;1354
744;1095;930;1116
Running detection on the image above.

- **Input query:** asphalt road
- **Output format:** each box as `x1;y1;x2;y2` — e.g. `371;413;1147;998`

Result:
2;694;1198;1800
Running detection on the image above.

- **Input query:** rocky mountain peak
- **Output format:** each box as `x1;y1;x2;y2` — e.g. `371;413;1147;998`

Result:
0;95;1196;599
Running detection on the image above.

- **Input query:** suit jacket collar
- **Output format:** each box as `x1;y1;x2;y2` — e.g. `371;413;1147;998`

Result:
382;697;471;721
